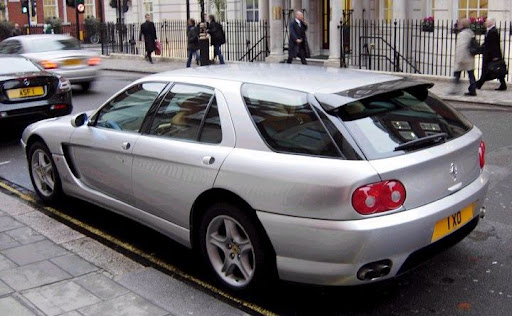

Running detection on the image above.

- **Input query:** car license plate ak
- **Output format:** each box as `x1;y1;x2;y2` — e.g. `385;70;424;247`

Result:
7;86;44;100
62;59;82;66
431;204;474;242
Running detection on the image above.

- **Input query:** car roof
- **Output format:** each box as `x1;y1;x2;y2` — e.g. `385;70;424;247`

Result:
149;63;403;94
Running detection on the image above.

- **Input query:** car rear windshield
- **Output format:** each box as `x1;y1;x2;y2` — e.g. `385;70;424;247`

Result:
26;38;80;53
325;86;473;159
0;58;41;75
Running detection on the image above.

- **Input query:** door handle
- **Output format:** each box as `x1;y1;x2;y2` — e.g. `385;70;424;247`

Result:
121;142;131;150
202;156;215;165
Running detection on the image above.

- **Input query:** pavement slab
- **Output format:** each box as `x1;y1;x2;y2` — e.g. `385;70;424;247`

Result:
0;216;25;233
0;296;36;316
1;239;68;266
78;292;169;316
74;272;130;300
0;233;21;250
50;253;98;277
0;279;14;296
6;227;46;245
0;253;17;272
0;260;71;291
22;280;101;316
15;211;85;245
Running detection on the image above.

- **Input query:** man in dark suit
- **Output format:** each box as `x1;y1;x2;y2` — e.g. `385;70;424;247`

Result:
287;11;309;65
139;14;157;64
476;18;507;91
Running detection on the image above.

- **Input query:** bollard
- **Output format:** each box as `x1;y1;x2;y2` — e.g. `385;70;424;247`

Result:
199;22;210;66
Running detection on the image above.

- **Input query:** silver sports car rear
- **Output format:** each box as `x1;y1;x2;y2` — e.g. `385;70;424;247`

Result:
21;64;489;290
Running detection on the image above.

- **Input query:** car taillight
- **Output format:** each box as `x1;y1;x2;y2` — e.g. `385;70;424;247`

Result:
479;141;486;169
50;104;67;110
88;57;101;66
40;60;58;69
352;180;406;215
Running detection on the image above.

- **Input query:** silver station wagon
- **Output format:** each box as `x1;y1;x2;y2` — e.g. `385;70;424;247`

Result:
22;64;489;290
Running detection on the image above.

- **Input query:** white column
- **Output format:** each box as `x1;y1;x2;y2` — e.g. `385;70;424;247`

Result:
324;0;342;67
266;0;285;62
393;0;408;20
259;0;269;21
292;0;302;11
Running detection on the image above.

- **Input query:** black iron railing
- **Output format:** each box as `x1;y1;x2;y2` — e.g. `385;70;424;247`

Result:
100;20;269;62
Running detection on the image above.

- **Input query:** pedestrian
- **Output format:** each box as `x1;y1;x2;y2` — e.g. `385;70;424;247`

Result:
186;18;200;68
11;23;23;37
287;10;309;65
452;18;478;96
476;18;507;91
139;14;157;64
207;15;225;65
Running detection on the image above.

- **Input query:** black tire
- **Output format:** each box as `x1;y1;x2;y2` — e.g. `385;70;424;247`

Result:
81;82;92;92
27;141;63;203
198;203;274;291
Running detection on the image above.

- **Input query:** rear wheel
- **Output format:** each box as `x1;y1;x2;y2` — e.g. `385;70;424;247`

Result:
199;203;273;291
28;141;62;203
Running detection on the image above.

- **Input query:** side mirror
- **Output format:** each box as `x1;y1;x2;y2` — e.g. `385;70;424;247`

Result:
71;113;88;128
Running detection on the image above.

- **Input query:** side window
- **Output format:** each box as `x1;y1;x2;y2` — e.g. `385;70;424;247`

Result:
149;84;222;143
11;41;23;54
95;82;166;132
242;84;340;158
0;42;12;54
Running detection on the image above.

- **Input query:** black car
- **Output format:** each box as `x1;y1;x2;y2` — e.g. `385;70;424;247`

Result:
0;55;72;132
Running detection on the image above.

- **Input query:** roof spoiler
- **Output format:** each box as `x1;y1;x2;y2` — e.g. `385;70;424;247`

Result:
316;79;434;112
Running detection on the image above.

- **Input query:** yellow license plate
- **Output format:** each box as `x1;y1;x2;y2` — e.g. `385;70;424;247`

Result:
7;86;44;100
62;59;82;66
431;204;474;242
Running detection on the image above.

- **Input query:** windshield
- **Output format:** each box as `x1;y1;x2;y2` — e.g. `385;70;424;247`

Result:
0;58;41;75
324;87;473;159
26;38;80;53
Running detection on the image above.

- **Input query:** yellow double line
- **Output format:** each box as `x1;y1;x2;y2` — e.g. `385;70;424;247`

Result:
0;180;277;316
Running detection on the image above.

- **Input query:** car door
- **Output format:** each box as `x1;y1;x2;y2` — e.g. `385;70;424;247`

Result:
131;83;235;228
69;81;168;205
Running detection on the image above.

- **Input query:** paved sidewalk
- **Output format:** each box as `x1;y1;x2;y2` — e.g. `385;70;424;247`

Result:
0;190;246;316
100;54;512;107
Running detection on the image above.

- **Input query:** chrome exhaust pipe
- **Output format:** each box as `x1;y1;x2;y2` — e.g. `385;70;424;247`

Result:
357;260;393;280
479;206;486;219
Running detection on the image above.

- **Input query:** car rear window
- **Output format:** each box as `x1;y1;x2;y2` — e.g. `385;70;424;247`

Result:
0;58;41;75
26;38;80;53
325;86;473;159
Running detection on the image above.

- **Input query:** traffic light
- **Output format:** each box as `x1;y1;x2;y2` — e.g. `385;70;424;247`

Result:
21;0;29;14
76;0;85;13
31;0;37;17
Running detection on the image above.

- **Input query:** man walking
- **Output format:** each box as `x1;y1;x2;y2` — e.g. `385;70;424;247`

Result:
287;11;309;65
453;19;478;96
207;15;225;65
476;18;507;91
139;14;157;64
186;19;199;68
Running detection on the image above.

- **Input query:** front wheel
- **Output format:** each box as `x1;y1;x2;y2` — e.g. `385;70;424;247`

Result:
199;203;273;291
28;141;62;203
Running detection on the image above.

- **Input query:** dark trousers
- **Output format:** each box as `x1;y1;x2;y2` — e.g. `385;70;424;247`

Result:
287;44;307;65
476;62;507;88
186;49;199;68
454;70;477;93
145;49;153;63
213;45;225;64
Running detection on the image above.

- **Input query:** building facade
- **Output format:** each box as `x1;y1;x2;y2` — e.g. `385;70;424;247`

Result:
1;0;103;26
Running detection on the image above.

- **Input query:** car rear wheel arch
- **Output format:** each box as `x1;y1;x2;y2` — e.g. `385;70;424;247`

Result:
190;188;276;256
25;134;46;156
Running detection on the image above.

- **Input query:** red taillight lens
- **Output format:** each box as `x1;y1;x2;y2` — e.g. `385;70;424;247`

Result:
479;141;486;169
40;60;58;69
352;180;406;215
50;104;67;110
88;57;101;66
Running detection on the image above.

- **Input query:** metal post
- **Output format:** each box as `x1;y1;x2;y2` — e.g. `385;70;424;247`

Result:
117;0;123;52
26;0;31;35
98;0;104;23
186;0;190;22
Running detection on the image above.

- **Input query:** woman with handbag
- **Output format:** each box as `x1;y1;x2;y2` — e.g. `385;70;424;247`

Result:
476;18;507;91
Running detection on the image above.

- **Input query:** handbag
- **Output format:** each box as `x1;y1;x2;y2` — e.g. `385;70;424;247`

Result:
155;40;162;56
486;60;507;80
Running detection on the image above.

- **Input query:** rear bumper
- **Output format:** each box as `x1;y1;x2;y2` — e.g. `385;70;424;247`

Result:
257;170;489;286
49;67;100;83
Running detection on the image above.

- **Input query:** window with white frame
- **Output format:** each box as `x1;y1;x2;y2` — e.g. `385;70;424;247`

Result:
246;0;259;22
144;0;153;21
43;0;59;20
85;0;96;18
458;0;488;19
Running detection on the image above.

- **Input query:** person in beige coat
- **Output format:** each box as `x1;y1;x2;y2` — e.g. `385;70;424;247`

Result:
453;18;478;96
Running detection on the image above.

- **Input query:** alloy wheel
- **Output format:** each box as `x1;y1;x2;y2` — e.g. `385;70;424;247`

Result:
31;149;56;198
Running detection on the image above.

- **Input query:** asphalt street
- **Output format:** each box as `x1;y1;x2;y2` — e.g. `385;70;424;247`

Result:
0;70;511;315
